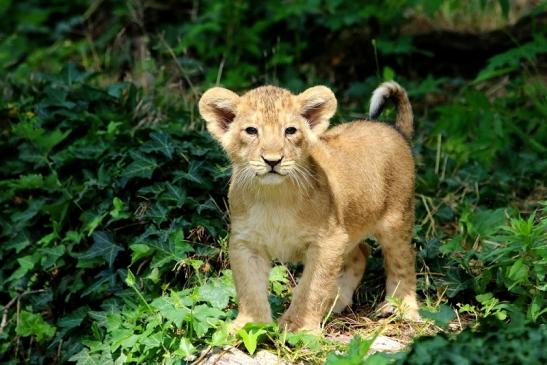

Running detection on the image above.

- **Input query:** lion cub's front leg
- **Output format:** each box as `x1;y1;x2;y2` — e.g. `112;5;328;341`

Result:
229;241;272;329
278;231;347;332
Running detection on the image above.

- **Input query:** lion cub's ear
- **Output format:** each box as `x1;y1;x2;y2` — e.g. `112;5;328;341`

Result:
199;87;240;141
297;86;337;135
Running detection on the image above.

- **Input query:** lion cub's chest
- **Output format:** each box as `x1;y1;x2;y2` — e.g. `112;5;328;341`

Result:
235;202;315;262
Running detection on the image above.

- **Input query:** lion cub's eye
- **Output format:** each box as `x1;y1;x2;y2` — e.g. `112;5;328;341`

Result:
285;127;297;135
245;127;258;135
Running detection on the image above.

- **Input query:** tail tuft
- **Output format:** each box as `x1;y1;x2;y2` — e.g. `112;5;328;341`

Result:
369;81;414;139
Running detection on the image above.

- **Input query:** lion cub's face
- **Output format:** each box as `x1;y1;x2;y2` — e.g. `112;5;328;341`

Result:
199;85;337;186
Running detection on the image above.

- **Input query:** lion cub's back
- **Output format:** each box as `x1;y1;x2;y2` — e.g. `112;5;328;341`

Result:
322;120;413;165
319;120;415;235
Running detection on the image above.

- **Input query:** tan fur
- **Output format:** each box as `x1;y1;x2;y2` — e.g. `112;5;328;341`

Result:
199;82;420;332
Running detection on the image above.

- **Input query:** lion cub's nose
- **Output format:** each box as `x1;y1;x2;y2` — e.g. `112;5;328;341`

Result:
262;156;283;168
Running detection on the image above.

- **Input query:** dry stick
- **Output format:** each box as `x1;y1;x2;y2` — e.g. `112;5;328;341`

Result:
215;58;225;86
0;289;45;336
158;33;199;102
0;296;18;336
435;134;442;175
191;346;212;365
27;337;33;363
56;339;64;364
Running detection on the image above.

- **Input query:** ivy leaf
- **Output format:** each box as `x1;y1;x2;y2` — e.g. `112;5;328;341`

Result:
325;334;378;364
68;349;106;365
35;129;71;154
191;304;225;337
176;337;196;359
141;131;175;159
174;160;204;184
420;304;456;328
78;231;123;268
58;307;89;329
80;270;118;297
198;276;235;309
162;182;186;205
8;174;44;190
8;254;38;282
237;325;268;355
145;229;193;268
130;243;153;264
15;311;56;343
151;297;190;327
122;152;158;181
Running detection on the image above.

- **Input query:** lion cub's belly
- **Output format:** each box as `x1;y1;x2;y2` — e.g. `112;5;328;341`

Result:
236;203;314;263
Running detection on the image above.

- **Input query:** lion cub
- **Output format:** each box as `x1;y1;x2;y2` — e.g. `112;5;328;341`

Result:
199;81;419;332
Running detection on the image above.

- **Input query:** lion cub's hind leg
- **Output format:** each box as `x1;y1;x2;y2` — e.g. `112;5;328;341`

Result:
333;244;369;313
375;212;421;321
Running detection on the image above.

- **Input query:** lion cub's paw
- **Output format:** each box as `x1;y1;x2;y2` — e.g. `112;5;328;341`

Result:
277;313;321;334
229;315;273;334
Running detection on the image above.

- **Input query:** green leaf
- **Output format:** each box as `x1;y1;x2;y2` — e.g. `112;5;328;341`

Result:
110;328;136;351
176;337;196;359
125;269;136;287
34;129;71;153
151;297;190;328
130;243;153;263
286;331;322;351
15;311;56;342
498;0;510;18
122;152;158;180
325;334;378;365
210;322;231;347
8;254;38;281
141;131;175;159
198;276;235;309
383;66;395;81
68;348;106;365
78;231;123;268
419;305;456;328
162;182;186;204
140;332;162;350
82;210;108;236
143;228;193;268
58;307;88;329
9;174;44;190
110;197;130;220
468;208;506;237
507;258;529;289
237;326;267;355
191;304;225;337
11;119;44;140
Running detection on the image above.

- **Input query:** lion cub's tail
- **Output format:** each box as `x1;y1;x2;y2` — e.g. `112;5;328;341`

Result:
369;81;413;139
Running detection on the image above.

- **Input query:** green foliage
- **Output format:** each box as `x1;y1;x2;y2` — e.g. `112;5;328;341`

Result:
475;34;547;83
329;318;547;365
440;204;547;322
16;311;56;343
0;63;230;362
419;304;456;328
325;333;385;365
395;317;547;365
237;323;276;355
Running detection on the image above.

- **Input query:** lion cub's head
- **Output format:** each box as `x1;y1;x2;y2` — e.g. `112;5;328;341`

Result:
199;85;336;186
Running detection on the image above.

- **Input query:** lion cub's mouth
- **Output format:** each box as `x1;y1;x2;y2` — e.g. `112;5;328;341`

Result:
258;170;286;184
